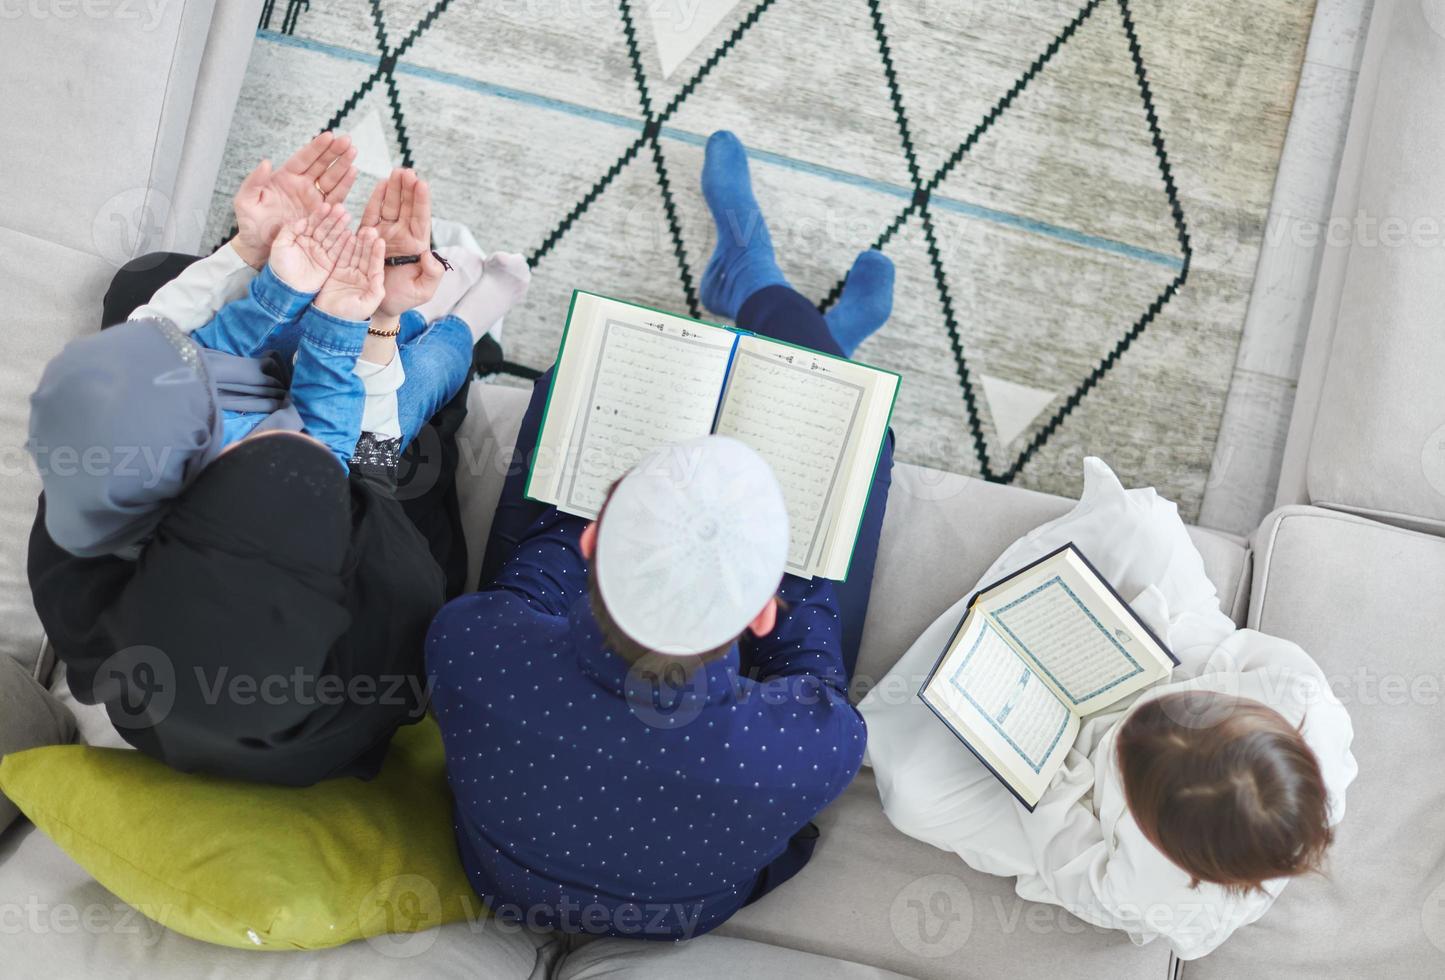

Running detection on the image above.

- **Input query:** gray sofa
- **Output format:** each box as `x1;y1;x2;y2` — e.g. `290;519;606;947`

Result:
1;0;1441;977
0;0;262;678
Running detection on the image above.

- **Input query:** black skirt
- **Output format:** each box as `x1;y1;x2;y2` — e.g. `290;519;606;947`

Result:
27;471;445;787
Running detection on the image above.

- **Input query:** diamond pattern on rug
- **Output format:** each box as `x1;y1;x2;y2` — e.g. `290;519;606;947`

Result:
201;36;382;246
479;149;695;373
650;0;744;78
928;0;1186;259
212;0;1316;519
390;68;644;254
401;0;641;118
852;215;984;479
878;0;1092;182
666;0;916;189
628;0;777;110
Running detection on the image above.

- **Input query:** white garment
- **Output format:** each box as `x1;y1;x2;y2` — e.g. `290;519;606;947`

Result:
128;243;403;438
129;242;257;323
859;459;1358;961
351;355;405;440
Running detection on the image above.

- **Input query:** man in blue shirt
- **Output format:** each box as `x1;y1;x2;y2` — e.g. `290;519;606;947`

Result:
427;131;897;940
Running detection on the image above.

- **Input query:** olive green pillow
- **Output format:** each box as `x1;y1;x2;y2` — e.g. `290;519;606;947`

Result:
0;716;480;950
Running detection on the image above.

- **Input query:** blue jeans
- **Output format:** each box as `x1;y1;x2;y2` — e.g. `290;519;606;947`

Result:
392;311;475;449
481;284;894;680
212;294;473;455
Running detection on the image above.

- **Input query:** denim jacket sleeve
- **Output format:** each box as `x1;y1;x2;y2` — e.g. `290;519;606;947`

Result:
290;304;368;468
190;264;314;358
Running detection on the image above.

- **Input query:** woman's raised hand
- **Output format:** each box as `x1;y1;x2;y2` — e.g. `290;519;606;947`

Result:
232;132;359;269
361;169;442;315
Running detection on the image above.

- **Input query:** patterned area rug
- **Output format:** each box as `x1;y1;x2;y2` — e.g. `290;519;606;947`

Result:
206;0;1318;520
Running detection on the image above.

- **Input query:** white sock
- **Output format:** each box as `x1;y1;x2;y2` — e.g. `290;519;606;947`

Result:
448;253;531;342
414;246;484;324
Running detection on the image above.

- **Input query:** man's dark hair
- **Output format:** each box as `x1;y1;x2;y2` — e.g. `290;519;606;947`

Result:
586;563;736;675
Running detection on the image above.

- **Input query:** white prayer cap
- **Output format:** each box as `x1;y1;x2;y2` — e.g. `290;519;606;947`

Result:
594;435;789;656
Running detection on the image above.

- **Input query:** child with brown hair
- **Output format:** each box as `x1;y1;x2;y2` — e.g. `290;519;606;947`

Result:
862;459;1357;959
1117;689;1335;894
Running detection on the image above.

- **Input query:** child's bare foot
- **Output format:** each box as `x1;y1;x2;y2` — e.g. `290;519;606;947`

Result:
268;203;351;293
314;227;386;322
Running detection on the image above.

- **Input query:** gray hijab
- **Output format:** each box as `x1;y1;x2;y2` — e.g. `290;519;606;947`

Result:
28;318;299;557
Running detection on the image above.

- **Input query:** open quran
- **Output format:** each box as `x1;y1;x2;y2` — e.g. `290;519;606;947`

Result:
525;291;899;580
919;544;1179;809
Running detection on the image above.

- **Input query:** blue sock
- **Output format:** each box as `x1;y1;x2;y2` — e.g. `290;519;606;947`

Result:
699;131;787;319
825;250;895;357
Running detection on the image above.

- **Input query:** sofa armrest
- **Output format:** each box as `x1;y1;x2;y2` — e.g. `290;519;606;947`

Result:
1276;0;1445;533
1185;505;1445;978
167;0;267;253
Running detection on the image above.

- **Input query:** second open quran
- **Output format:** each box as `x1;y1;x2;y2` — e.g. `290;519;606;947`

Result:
918;543;1180;809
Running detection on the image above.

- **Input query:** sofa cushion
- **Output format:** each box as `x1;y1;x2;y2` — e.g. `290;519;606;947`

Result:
0;821;556;979
0;229;123;674
1188;506;1445;977
1299;0;1445;533
0;3;261;676
47;657;128;750
558;934;914;979
713;768;1170;979
457;381;535;592
0;0;216;260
